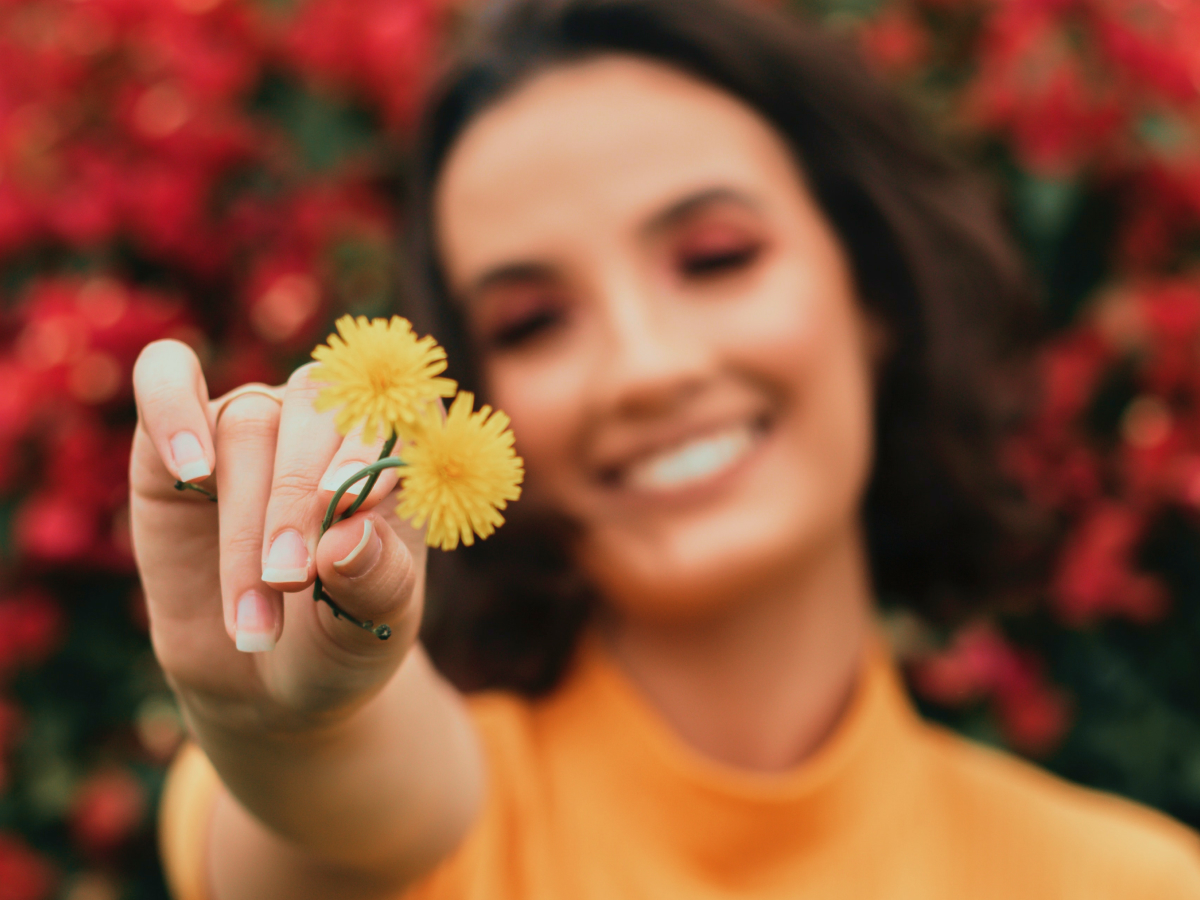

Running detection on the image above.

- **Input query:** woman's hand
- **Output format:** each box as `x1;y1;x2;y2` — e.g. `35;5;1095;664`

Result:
129;339;482;898
130;339;425;733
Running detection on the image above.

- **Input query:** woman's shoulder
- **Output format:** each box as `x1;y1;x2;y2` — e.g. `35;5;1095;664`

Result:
419;667;1200;899
918;721;1200;895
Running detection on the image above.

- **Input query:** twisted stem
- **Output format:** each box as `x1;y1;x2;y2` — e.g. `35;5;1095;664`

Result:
341;435;396;519
173;438;406;641
320;436;398;532
313;437;406;640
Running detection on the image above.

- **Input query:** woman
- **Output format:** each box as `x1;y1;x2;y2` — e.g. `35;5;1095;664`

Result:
135;0;1200;897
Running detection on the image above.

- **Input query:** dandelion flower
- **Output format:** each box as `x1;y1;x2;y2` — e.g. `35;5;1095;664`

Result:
396;392;524;550
310;315;457;444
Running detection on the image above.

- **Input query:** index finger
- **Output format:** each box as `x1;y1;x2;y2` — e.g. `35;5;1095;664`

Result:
132;339;214;485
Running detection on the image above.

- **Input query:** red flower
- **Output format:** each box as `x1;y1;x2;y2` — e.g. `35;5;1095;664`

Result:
913;622;1071;756
14;491;98;566
1038;331;1112;426
965;2;1129;174
69;768;147;859
0;698;20;790
0;833;55;900
1093;3;1200;104
0;360;50;488
1121;165;1200;269
283;0;443;129
1051;502;1168;623
911;622;1016;705
248;268;322;345
858;10;931;75
9;413;138;570
1005;432;1102;510
0;592;63;676
995;675;1071;757
14;276;195;409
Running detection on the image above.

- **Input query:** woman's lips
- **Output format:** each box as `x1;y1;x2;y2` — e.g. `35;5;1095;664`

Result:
624;423;754;490
607;418;767;495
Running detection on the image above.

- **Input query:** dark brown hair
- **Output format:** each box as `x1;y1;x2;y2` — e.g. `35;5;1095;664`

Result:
405;0;1042;694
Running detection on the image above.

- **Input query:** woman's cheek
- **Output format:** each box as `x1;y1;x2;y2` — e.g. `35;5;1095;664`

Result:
805;308;878;518
488;356;588;500
724;266;827;385
749;262;875;507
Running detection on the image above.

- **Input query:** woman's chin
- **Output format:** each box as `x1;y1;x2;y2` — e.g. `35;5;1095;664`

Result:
580;514;833;624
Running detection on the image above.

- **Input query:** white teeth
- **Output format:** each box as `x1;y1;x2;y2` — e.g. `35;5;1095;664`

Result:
626;426;754;491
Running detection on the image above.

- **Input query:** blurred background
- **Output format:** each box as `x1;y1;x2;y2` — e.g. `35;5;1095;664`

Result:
0;0;1198;896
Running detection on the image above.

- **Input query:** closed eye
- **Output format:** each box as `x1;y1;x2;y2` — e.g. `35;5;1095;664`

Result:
488;308;563;349
679;244;760;278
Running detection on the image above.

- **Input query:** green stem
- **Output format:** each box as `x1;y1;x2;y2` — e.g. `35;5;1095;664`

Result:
172;442;404;641
325;434;397;528
313;440;407;640
174;480;217;501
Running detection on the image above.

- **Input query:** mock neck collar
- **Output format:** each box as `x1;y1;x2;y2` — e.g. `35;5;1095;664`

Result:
539;629;930;872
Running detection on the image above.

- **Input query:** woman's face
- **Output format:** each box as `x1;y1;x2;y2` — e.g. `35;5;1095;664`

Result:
435;56;877;620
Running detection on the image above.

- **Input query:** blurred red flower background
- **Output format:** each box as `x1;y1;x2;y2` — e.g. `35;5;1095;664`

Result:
0;0;1197;896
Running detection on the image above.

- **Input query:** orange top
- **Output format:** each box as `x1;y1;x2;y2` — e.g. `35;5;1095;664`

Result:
161;635;1200;899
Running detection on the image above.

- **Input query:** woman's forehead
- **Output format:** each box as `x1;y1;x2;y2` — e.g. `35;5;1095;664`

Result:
433;55;803;277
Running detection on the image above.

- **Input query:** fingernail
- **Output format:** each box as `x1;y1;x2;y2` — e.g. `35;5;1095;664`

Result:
262;530;310;583
235;590;276;653
320;462;369;496
333;519;381;577
171;431;210;482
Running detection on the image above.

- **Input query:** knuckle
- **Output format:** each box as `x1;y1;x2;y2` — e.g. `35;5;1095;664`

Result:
137;377;187;410
285;362;323;398
344;537;415;614
216;401;279;443
382;560;418;616
222;527;264;559
270;466;320;501
129;433;173;491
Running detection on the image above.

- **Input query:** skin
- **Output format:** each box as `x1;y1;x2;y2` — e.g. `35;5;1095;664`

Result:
438;56;876;771
130;55;876;899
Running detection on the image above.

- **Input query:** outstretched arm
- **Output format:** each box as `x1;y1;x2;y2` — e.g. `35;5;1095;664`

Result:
131;340;483;899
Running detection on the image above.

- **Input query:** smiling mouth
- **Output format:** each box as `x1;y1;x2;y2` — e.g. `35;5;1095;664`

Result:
619;419;766;493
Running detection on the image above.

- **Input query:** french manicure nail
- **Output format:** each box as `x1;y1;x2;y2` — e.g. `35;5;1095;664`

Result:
171;431;210;482
333;519;381;577
262;530;310;583
320;462;369;496
235;590;276;653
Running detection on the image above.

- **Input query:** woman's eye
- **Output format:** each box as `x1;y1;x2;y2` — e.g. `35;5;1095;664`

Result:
678;243;760;278
488;308;563;349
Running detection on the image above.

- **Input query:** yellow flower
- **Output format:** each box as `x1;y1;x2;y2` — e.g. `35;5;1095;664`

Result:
310;315;457;444
396;392;524;550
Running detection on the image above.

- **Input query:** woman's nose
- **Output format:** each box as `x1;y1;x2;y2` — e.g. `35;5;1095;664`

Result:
590;276;711;418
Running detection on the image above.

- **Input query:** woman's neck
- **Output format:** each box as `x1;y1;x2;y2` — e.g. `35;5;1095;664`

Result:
603;525;873;773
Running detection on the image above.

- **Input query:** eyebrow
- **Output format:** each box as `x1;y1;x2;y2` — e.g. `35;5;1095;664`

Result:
641;186;762;236
460;186;761;302
464;261;558;303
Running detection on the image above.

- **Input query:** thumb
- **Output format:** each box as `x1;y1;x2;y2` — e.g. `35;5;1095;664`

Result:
265;511;423;715
316;511;423;653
